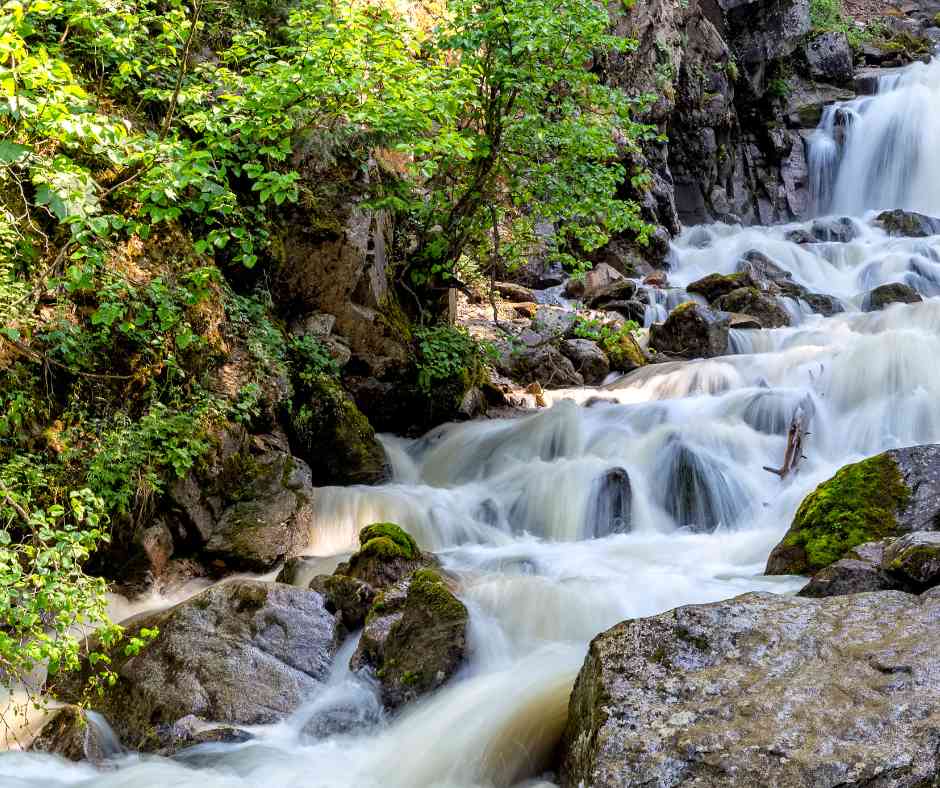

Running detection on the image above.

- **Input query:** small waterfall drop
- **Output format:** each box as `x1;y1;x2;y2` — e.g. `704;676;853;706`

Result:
809;57;940;216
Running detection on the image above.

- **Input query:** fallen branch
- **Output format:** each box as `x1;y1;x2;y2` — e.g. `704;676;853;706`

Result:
764;404;809;480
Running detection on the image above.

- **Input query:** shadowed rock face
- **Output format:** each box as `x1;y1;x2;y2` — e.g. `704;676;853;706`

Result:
649;303;731;359
561;590;940;788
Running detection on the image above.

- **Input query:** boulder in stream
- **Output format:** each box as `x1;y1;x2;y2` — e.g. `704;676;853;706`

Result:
876;209;940;238
713;287;790;328
559;339;610;385
587;468;632;537
352;569;468;709
686;271;755;302
862;281;923;311
40;580;342;753
648;303;730;359
767;445;940;576
561;590;940;788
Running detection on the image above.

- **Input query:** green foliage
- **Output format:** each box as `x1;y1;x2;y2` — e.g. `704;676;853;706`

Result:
808;0;883;49
573;315;639;351
413;325;495;395
767;77;791;99
359;522;419;560
0;477;156;707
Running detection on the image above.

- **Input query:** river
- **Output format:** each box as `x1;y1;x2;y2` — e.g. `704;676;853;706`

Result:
4;54;940;788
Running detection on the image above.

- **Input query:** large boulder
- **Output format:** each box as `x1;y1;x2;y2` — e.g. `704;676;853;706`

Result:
797;540;894;597
862;282;923;312
167;429;316;573
767;445;940;576
648;303;731;358
713;287;790;327
876;209;940;238
41;581;341;753
804;32;854;83
288;372;388;485
351;568;469;710
883;532;940;590
561;590;940;788
559;339;610;385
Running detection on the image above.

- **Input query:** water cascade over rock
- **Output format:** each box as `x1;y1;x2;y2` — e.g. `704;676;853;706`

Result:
12;37;940;788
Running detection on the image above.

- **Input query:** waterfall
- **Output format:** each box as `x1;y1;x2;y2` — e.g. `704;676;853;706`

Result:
809;57;940;216
8;56;940;788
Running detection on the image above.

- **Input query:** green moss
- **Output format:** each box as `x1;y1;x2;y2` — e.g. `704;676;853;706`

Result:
407;569;467;621
359;522;419;559
781;453;910;574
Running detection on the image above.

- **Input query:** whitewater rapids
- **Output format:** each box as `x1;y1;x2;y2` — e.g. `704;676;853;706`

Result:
5;55;940;788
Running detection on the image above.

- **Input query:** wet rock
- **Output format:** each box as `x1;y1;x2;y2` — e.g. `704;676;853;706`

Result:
352;569;468;709
559;339;610;386
605;331;647;374
643;271;668;288
686;271;754;302
726;312;763;329
804;31;853;83
168;430;317;572
276;555;327;586
862;282;923;311
811;216;857;243
47;581;341;752
767;445;940;576
561;590;940;788
502;344;584;388
648;303;730;359
585;280;639;310
159;715;253;756
288;372;388;485
876;209;940;237
785;227;816;244
713;287;790;328
803;292;845;316
601;299;647;324
494;281;536;303
736;250;792;288
334;522;438;591
798;540;894;598
29;707;122;763
310;573;377;629
587;468;632;537
883;532;940;589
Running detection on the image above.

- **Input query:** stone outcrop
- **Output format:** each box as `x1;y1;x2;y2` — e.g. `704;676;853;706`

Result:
40;580;341;753
767;445;940;576
804;31;854;83
649;303;730;358
166;428;317;574
862;282;923;311
561;590;940;788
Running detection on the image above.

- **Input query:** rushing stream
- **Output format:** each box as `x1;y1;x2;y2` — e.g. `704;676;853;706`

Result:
6;56;940;788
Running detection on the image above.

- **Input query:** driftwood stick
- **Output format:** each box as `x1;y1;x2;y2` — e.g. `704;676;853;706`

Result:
764;404;808;480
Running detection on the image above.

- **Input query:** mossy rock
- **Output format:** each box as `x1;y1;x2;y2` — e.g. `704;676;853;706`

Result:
686;271;753;303
883;532;940;589
310;572;377;629
334;522;436;591
766;452;910;575
713;287;790;328
354;568;469;709
288;372;388;485
605;332;647;373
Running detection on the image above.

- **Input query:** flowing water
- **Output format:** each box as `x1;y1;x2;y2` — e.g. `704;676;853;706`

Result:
6;56;940;788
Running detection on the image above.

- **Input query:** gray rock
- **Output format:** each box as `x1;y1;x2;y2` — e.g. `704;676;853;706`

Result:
883;532;940;589
168;430;318;572
560;339;610;386
876;209;940;237
42;581;341;752
802;292;845;316
798;539;894;597
804;31;854;83
561;590;940;787
494;281;536;303
649;303;731;359
502;344;584;388
713;287;791;328
862;282;923;311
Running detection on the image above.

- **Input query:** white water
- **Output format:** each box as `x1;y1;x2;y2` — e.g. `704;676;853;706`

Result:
7;57;940;788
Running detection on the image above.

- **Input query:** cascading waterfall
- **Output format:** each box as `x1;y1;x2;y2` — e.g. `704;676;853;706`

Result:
809;57;940;216
8;56;940;788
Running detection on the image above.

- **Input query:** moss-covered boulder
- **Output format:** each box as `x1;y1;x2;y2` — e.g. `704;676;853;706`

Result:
40;581;341;753
713;287;790;328
876;209;940;238
605;332;647;373
686;271;754;302
862;282;923;312
766;445;940;576
314;523;438;629
648;302;730;359
288;372;388;485
352;568;469;709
